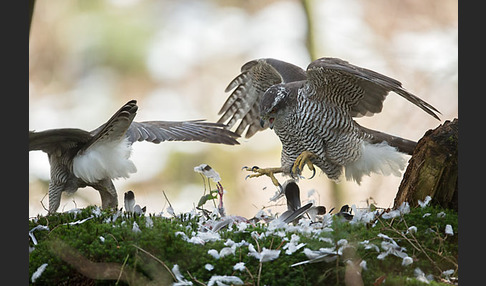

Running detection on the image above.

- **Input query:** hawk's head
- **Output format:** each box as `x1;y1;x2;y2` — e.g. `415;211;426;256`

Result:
259;82;302;129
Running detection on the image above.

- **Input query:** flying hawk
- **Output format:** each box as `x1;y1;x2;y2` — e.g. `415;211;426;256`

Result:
217;57;440;187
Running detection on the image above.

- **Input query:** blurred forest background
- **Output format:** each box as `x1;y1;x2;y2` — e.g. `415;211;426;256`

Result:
29;0;458;218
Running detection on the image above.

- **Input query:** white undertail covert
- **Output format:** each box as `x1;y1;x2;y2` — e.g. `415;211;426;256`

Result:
73;137;137;183
344;141;407;184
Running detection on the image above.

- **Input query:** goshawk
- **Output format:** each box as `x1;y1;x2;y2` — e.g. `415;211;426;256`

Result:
30;100;240;213
217;57;440;187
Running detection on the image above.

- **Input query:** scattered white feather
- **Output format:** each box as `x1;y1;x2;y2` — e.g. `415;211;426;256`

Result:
187;236;205;245
319;237;334;244
253;209;271;221
398;201;410;215
359;260;367;271
207;275;244;286
236;221;248;231
196;231;221;243
377;233;394;242
445;224;454;235
307;247;336;259
359;240;380;253
176;231;215;245
250;231;265;241
167;206;175;216
345;142;406;184
31;263;48;283
377;234;408;260
175;231;188;240
233;262;246;272
418;196;432;208
219;247;235;258
283;234;306;255
406;226;417;235
225;238;248;249
381;209;401;219
91;206;102;217
145;216;154;228
291;247;338;266
442;269;454;278
172;264;193;286
133;204;143;215
132;221;141;233
68;216;94;225
248;246;281;262
337;239;348;247
208;249;220;259
224;239;235;246
29;225;49;245
402;256;413;266
350;205;376;224
194;164;221;183
414;267;431;284
73;137;137;183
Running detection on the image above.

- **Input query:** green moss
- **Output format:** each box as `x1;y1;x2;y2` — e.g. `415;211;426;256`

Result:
29;205;457;285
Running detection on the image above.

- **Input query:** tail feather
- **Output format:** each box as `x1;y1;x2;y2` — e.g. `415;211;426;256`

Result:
358;125;417;155
345;141;407;184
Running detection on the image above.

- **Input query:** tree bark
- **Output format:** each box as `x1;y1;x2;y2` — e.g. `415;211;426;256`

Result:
394;118;458;211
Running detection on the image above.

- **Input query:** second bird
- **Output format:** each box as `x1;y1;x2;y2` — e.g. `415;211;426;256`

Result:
30;100;240;213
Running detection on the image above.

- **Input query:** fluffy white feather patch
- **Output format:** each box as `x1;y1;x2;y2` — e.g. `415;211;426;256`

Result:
73;137;137;183
344;141;407;184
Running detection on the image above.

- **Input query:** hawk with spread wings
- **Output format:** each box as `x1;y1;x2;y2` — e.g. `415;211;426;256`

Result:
217;57;440;187
30;100;240;213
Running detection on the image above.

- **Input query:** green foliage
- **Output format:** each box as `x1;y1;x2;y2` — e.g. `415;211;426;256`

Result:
29;205;457;285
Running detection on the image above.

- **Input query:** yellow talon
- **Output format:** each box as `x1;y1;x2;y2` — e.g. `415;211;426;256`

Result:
243;166;283;187
292;151;317;178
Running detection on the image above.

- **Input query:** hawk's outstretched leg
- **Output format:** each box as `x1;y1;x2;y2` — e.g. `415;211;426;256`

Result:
291;151;317;179
48;182;64;214
243;166;283;187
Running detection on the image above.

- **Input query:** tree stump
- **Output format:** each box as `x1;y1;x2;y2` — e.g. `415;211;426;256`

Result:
394;118;458;211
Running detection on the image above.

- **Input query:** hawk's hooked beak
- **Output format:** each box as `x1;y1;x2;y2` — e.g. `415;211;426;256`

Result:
260;118;266;128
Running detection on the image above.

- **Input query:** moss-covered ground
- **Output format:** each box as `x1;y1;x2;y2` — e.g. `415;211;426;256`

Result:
29;203;457;285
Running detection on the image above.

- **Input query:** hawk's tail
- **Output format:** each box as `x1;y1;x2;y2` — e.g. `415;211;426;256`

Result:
358;125;417;155
345;141;407;184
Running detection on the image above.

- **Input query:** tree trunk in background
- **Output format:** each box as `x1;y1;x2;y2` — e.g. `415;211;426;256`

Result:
394;118;458;211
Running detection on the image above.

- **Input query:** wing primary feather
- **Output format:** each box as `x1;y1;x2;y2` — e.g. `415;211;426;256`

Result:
307;57;441;120
217;58;306;138
127;120;239;145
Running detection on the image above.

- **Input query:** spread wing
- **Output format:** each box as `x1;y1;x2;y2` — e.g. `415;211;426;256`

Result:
306;57;441;120
125;120;240;145
217;58;307;138
88;100;240;146
85;100;138;152
29;100;138;155
29;129;91;154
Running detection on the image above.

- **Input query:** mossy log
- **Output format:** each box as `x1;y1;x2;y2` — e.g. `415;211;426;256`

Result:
394;118;458;211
